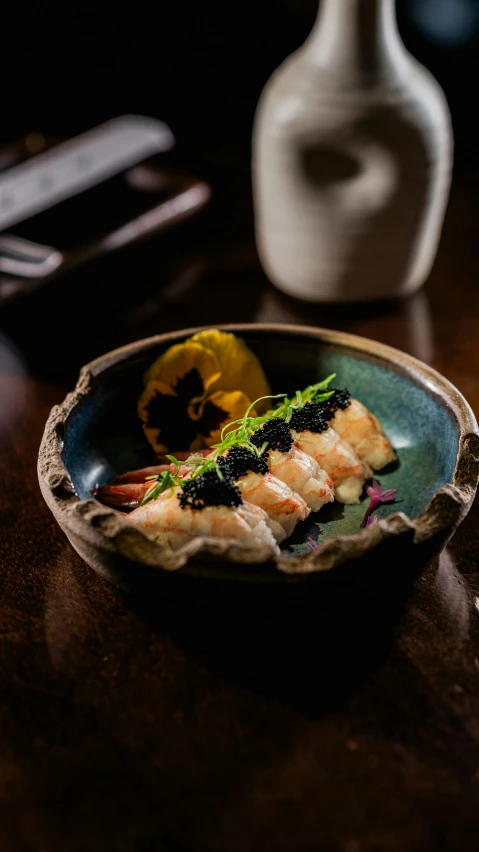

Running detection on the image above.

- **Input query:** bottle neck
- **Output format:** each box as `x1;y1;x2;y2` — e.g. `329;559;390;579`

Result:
305;0;409;87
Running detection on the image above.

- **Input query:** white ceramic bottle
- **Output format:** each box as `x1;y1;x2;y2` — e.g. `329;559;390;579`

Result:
252;0;453;302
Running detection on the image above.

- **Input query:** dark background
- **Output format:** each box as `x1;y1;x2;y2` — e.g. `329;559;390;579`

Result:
1;0;479;174
2;0;478;380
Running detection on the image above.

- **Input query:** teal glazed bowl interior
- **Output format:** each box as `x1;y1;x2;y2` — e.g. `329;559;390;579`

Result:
38;324;479;588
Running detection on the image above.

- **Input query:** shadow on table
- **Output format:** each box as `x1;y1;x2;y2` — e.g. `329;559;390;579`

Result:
122;530;433;719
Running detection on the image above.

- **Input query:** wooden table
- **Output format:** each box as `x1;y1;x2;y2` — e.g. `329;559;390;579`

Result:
1;157;479;851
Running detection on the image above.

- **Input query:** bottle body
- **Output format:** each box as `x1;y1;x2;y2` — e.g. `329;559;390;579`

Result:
252;3;453;302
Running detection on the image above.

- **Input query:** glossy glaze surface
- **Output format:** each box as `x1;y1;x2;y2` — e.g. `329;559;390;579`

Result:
1;167;479;850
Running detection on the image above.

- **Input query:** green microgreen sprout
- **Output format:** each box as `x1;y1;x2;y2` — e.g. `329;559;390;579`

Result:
141;468;181;505
165;454;182;475
268;374;337;421
183;453;225;481
140;379;338;507
141;455;224;506
210;393;286;458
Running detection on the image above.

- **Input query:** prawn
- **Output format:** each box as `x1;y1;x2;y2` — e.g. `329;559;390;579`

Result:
126;487;279;553
95;454;308;543
291;425;371;504
324;396;395;470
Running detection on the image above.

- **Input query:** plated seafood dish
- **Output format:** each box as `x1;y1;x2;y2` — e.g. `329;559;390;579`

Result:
94;330;397;555
38;322;478;584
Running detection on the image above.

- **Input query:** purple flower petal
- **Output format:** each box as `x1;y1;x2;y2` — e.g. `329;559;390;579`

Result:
361;481;398;528
366;480;382;500
366;514;379;526
380;488;397;502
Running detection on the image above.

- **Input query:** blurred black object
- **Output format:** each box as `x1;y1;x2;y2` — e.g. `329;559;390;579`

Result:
1;0;478;385
0;1;478;175
0;125;211;308
0;126;214;382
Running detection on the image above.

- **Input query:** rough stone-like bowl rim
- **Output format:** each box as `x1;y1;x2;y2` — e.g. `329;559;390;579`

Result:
38;323;479;582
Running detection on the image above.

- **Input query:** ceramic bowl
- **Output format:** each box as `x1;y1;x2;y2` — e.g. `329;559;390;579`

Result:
38;324;479;594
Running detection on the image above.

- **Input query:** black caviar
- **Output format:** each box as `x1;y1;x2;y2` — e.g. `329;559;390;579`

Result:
178;469;243;511
219;446;269;479
289;402;328;434
251;418;293;454
321;388;351;420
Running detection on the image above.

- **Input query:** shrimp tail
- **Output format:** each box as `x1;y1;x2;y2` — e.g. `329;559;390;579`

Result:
93;482;150;509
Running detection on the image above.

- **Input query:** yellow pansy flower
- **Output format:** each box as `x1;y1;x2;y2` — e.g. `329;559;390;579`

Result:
138;330;271;453
188;330;270;402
